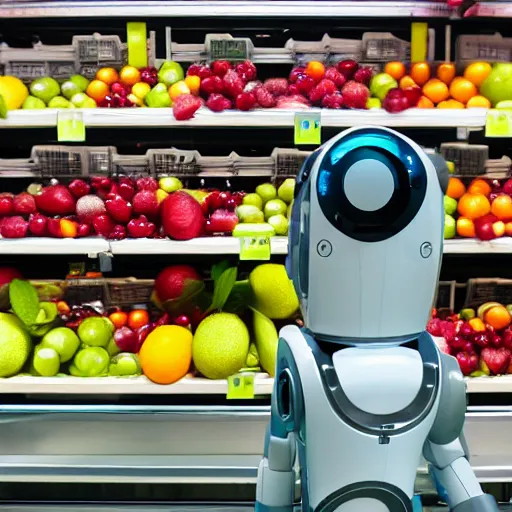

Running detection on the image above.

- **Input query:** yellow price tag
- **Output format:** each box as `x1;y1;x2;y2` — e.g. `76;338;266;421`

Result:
485;109;512;138
294;112;321;145
127;22;148;68
239;236;271;261
227;373;255;399
57;111;85;142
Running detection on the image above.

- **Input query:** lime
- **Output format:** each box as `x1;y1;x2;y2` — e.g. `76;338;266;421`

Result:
444;195;457;216
255;183;277;204
277;179;295;204
70;346;110;377
33;346;60;377
444;214;456;239
78;317;113;348
70;75;90;93
60;81;82;100
41;327;80;362
243;193;263;210
30;77;60;105
158;61;185;87
264;198;287;220
159;177;183;193
268;214;289;235
22;96;46;110
48;96;73;109
236;204;264;223
109;353;142;376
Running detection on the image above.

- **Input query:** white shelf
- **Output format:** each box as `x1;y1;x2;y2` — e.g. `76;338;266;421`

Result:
0;108;488;130
0;1;453;18
109;236;288;255
0;237;109;255
443;238;512;254
466;376;512;394
0;373;274;395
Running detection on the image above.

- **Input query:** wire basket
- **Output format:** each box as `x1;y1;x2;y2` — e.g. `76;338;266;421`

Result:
362;33;409;62
112;154;150;177
463;278;512;309
73;34;123;64
87;146;116;176
31;145;86;178
147;149;201;177
272;148;311;179
64;278;108;307
106;278;154;308
440;143;489;177
456;33;512;64
435;281;457;311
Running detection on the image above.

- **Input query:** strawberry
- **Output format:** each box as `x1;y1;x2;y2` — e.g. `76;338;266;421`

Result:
456;351;479;376
255;87;276;108
173;94;202;121
68;179;91;199
337;60;359;79
105;195;132;224
205;209;239;233
92;214;115;237
135;177;158;191
0;216;28;238
132;190;159;219
200;75;224;96
324;67;347;88
28;213;48;236
480;347;511;375
309;79;337;104
289;67;305;83
263;78;289;97
235;60;257;82
341;81;370;109
223;70;245;99
353;66;374;85
13;193;36;215
322;92;344;109
206;93;232;112
211;60;232;78
0;193;13;217
187;64;212;79
127;215;155;238
161;191;204;241
235;92;256;111
295;75;316;95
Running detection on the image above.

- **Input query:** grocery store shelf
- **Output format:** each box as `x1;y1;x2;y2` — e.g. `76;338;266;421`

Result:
466;376;512;393
109;237;288;255
0;237;109;255
0;374;274;395
0;1;453;19
0;108;488;130
443;238;512;254
466;2;512;17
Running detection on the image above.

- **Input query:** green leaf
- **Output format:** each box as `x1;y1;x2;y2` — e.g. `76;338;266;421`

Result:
9;279;40;327
223;279;252;314
207;267;237;313
211;260;230;283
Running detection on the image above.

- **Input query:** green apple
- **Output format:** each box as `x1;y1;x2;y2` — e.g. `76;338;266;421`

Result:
60;81;82;100
22;96;46;109
255;183;277;204
69;347;110;377
444;214;456;239
277;178;295;204
48;96;73;109
444;195;457;216
158;61;185;87
236;204;264;223
107;337;121;357
41;327;80;363
264;198;287;220
159;176;183;193
366;97;382;109
369;73;398;101
70;74;90;93
70;93;97;108
29;77;61;105
109;353;142;377
33;346;60;377
268;214;289;235
78;316;114;348
243;193;263;210
145;83;171;108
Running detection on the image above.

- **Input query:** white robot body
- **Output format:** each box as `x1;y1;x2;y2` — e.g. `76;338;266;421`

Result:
256;127;499;512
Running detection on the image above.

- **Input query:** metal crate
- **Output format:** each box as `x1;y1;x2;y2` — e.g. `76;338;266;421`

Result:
31;146;86;178
148;149;200;177
272;148;311;179
440;143;489;177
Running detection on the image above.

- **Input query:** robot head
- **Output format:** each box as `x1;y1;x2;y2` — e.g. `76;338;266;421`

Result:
287;126;448;344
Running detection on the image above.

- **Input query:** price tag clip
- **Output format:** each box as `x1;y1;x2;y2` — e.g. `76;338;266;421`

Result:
294;112;321;145
227;373;255;399
239;236;271;261
205;35;253;62
485;109;512;138
57;111;85;142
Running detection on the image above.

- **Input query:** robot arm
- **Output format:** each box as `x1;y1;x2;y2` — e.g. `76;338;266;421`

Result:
423;353;499;511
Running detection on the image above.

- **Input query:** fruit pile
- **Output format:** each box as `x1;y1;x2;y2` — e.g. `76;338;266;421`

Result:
1;58;509;120
0;176;294;240
428;302;512;377
444;177;512;241
0;262;300;384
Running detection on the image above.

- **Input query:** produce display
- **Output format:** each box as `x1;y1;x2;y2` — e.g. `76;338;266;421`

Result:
0;58;510;120
444;176;512;241
0;176;294;240
428;303;512;377
0;262;300;383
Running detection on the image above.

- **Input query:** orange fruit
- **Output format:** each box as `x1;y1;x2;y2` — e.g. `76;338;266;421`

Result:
494;220;506;238
449;77;477;104
437;99;465;109
119;65;141;86
457;217;475;238
399;75;417;89
506;221;512;237
466;95;491;109
457;192;491;220
469;317;486;332
60;219;77;238
468;178;492;197
185;75;201;96
410;62;431;86
422;79;450;104
485;305;511;330
436;62;456;85
109;311;128;329
139;325;192;384
384;62;406;81
463;61;492;87
128;309;150;330
446;177;466;199
86;79;110;103
491;194;512;221
305;61;325;82
96;67;119;86
416;96;434;108
169;80;190;101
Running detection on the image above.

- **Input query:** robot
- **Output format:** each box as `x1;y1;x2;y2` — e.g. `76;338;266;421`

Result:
255;126;499;512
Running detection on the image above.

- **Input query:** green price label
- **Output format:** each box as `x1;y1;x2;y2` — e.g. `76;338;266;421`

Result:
57;111;85;142
227;373;255;399
239;236;271;261
209;39;249;61
294;112;321;145
485;109;512;138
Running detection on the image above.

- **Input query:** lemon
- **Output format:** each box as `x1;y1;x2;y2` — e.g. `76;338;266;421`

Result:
0;76;29;110
249;264;299;320
169;80;190;101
